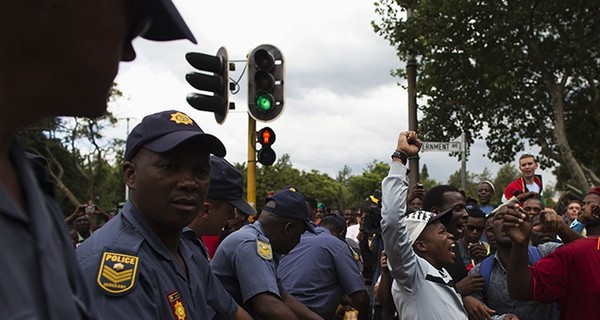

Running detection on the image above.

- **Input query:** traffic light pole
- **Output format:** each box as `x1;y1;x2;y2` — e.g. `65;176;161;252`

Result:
247;115;257;210
407;6;419;189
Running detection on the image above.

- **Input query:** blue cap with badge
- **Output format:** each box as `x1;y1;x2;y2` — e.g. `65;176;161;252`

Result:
263;186;315;233
125;110;226;161
208;156;256;216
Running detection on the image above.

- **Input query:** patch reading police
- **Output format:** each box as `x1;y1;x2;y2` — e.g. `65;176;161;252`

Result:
97;251;139;295
256;239;273;260
170;112;193;125
167;291;187;320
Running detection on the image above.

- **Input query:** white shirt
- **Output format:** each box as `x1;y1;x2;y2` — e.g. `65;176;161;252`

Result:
380;162;467;320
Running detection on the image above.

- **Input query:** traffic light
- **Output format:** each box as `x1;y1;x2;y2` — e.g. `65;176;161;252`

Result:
185;47;234;124
257;127;276;166
248;44;284;122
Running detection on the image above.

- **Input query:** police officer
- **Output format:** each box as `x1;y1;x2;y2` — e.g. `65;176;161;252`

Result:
279;213;370;319
211;187;324;319
76;110;250;320
1;0;196;318
187;155;257;259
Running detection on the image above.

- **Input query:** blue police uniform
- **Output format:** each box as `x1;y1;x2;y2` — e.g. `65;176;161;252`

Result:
77;201;237;320
0;142;98;319
210;221;285;318
278;226;366;319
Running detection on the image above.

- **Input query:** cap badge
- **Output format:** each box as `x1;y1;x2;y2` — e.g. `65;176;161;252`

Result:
170;112;194;125
257;239;273;260
97;251;139;295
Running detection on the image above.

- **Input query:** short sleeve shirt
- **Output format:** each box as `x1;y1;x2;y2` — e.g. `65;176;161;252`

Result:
77;201;234;319
528;237;600;320
278;227;366;318
210;221;284;318
0;141;98;319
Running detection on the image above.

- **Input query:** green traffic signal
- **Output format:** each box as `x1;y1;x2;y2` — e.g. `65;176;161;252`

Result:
247;44;284;122
256;93;274;112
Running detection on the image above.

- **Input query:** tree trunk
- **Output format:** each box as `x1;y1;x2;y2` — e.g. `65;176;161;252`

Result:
545;76;592;191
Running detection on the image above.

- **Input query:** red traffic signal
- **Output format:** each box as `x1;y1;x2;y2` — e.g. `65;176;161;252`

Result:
257;127;276;166
257;127;276;146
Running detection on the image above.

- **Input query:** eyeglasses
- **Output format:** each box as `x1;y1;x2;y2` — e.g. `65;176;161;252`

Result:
466;225;484;233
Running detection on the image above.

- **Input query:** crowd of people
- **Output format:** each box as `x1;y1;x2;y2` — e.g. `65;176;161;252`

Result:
2;1;599;319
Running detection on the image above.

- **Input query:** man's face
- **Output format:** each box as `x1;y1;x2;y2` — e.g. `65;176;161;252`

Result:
8;0;148;119
492;208;511;246
530;213;556;246
440;191;468;238
417;221;456;267
126;141;211;234
409;197;423;209
203;199;235;235
580;193;600;226
227;209;247;230
463;216;485;244
519;156;538;179
484;218;496;249
74;215;90;233
344;209;355;224
315;208;324;219
477;183;493;205
566;202;581;221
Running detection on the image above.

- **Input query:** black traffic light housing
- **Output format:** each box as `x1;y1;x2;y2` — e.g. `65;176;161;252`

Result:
257;127;276;166
185;47;234;124
248;44;284;122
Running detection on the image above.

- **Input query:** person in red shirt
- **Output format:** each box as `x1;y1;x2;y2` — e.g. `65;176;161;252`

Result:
502;153;543;203
503;186;600;320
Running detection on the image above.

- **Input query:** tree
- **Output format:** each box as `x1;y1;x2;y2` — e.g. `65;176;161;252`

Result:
419;164;439;192
493;163;520;204
17;84;125;215
373;0;600;192
347;160;390;207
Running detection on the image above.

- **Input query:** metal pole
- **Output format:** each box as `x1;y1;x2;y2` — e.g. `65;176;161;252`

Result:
247;115;257;210
125;117;130;201
407;6;419;188
461;131;467;191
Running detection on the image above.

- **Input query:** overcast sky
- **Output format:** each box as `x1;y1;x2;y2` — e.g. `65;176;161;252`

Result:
108;0;555;190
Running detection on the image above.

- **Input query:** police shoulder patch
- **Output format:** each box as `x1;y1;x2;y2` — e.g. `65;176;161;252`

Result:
256;239;273;260
97;251;139;295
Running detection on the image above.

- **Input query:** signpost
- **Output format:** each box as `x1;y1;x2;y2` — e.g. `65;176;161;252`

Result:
422;136;467;190
421;142;462;152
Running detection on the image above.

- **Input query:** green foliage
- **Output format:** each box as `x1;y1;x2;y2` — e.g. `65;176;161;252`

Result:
373;0;600;190
347;161;390;208
17;83;125;215
418;164;439;192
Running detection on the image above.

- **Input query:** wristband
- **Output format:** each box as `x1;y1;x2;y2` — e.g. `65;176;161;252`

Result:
391;150;408;164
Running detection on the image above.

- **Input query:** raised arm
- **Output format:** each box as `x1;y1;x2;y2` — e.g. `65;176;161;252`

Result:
380;131;422;284
501;205;533;300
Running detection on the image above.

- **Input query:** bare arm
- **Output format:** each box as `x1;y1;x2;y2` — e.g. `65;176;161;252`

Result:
282;292;323;320
537;208;582;244
231;306;252;320
250;292;299;320
348;290;370;320
374;250;393;307
502;206;533;300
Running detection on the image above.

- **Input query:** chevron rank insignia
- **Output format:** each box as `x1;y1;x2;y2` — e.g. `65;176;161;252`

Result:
97;251;139;295
256;239;273;260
